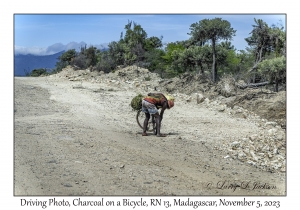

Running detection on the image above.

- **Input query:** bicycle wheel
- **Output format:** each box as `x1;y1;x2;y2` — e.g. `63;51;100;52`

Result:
136;109;156;132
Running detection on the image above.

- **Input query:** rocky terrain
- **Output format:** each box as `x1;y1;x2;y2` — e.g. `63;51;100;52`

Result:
14;65;286;196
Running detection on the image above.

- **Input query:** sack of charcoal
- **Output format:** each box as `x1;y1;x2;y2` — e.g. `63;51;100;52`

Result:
130;94;144;111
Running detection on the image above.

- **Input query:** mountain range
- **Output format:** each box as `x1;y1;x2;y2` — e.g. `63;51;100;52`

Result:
14;51;65;76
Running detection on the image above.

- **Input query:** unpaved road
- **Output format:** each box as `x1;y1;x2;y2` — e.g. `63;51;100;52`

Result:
14;76;286;196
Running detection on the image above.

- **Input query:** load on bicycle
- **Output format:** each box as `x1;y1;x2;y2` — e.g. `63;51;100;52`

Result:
131;93;175;137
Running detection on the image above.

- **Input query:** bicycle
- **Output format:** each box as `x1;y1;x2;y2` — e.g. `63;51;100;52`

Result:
136;109;157;132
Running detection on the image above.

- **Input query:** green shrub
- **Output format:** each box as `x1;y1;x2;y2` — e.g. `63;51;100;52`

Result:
30;68;48;77
257;56;286;92
71;54;88;69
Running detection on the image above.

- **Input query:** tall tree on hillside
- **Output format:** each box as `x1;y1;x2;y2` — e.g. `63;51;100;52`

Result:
124;21;147;47
188;18;236;82
245;19;286;84
269;24;286;57
123;20;148;65
245;18;272;72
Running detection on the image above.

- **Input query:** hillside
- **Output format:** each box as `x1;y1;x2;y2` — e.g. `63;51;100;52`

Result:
14;51;64;76
55;65;286;128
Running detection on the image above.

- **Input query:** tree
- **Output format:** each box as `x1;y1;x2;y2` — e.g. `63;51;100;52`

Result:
245;19;286;83
216;42;240;75
55;50;74;73
95;51;116;73
257;56;286;92
162;42;185;66
245;18;272;72
122;20;148;66
84;46;99;67
219;41;235;50
189;45;212;74
176;47;195;73
161;42;185;76
145;36;163;51
59;49;76;64
71;54;87;69
188;18;236;82
108;41;126;65
269;24;286;57
124;20;147;49
221;49;241;74
131;43;145;67
144;48;165;76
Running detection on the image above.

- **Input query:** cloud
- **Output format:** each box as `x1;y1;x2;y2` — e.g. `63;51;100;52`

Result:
14;42;108;56
14;46;48;56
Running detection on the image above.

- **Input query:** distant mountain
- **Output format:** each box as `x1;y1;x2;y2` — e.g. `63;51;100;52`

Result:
14;51;65;76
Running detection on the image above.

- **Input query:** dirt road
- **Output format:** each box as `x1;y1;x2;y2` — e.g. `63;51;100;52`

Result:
14;76;286;196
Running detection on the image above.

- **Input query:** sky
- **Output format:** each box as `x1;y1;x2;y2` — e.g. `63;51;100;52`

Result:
14;14;286;55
